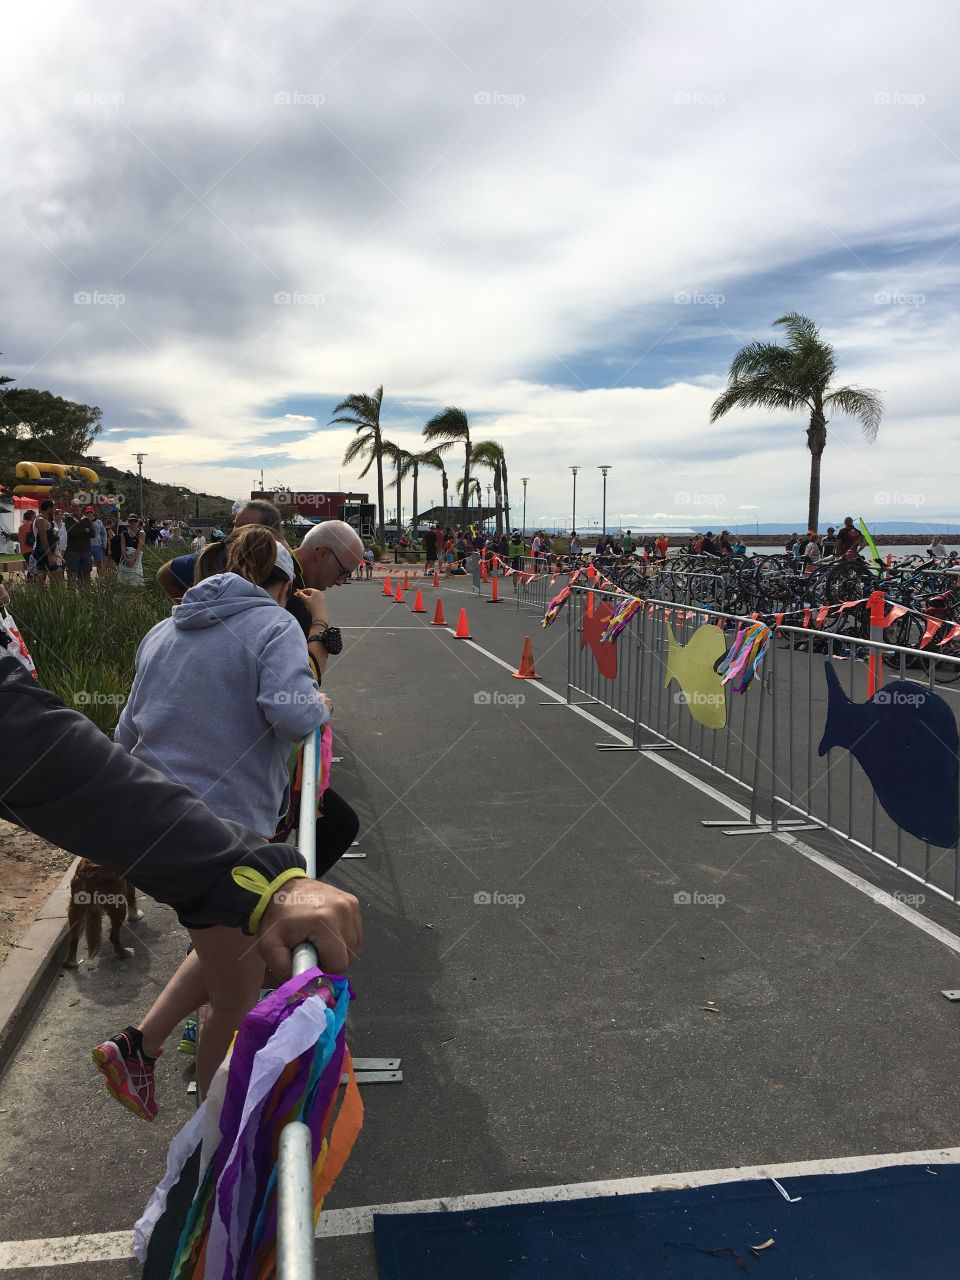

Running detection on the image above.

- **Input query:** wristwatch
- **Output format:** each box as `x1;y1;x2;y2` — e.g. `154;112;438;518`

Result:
307;622;343;655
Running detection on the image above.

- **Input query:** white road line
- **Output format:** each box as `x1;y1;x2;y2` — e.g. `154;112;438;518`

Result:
0;1231;134;1270
317;1145;960;1238
4;1147;958;1265
457;634;960;958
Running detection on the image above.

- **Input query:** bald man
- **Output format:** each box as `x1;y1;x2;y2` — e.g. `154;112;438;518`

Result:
296;520;365;591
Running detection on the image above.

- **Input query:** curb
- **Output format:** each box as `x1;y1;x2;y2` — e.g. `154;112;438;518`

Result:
0;857;79;1078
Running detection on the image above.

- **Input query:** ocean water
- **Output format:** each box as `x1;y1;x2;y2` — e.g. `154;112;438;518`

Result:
741;544;953;560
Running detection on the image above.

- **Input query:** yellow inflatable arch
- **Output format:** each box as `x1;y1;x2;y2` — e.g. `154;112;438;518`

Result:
13;462;99;498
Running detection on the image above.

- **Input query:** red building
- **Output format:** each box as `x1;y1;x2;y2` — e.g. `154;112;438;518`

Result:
251;491;376;534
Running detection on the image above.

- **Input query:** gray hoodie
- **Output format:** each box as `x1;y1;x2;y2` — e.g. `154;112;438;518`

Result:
116;572;329;836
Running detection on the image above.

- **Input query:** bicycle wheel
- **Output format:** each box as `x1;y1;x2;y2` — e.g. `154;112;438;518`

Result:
826;559;876;604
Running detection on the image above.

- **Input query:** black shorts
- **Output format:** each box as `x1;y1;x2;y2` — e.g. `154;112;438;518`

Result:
34;550;57;573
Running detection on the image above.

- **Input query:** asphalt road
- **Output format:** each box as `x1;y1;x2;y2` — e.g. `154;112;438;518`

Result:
2;571;960;1278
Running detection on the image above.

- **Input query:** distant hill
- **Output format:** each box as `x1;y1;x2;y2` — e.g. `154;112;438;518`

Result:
77;456;235;522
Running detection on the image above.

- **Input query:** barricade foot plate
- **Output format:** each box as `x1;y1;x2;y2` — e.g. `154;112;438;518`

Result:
701;819;823;836
595;742;639;751
347;1055;403;1084
639;742;679;752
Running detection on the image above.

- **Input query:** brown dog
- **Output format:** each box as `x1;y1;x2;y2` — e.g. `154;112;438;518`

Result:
64;859;143;968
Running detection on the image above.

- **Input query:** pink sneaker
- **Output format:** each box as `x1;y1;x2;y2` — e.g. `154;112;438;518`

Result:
92;1030;161;1121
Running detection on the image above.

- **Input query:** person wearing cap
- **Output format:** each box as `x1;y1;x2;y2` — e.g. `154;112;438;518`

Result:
95;523;332;1112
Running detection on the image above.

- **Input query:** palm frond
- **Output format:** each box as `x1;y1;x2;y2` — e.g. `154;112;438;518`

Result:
329;386;384;431
342;432;372;467
417;448;447;474
727;341;793;384
773;312;820;346
710;378;809;422
470;439;503;469
423;406;470;443
823;385;883;441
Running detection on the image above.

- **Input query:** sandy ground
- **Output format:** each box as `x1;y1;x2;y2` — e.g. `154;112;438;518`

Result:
0;820;73;966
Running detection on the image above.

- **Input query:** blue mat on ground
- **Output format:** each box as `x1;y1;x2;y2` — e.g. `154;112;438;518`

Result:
373;1163;960;1278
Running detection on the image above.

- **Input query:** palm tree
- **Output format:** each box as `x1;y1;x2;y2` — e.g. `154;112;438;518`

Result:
382;441;412;542
710;313;883;532
333;385;387;544
471;440;505;533
398;447;447;541
500;450;511;532
417;448;449;529
456;475;481;529
423;407;471;531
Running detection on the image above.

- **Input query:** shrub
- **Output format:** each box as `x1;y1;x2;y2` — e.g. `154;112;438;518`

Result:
6;576;171;735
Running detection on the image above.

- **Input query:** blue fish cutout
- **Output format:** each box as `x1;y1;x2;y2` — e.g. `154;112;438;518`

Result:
818;663;960;848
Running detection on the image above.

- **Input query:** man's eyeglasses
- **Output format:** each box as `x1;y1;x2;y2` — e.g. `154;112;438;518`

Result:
327;547;352;582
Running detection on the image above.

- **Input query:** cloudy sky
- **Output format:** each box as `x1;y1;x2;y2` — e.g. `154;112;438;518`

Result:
4;1;959;529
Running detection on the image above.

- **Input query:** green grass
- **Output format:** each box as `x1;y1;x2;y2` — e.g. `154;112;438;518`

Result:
7;567;173;735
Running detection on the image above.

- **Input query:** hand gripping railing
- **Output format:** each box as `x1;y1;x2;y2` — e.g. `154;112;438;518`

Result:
277;727;320;1280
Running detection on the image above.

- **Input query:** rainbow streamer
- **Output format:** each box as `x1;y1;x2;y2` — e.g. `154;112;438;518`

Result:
600;597;642;642
715;621;770;693
542;585;572;627
135;970;359;1279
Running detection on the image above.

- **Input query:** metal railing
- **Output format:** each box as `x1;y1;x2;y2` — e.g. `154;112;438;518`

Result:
563;587;960;903
565;583;643;724
515;555;564;614
277;727;320;1280
764;626;960;901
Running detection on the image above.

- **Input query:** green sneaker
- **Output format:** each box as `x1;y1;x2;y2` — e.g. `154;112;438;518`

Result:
178;1016;197;1057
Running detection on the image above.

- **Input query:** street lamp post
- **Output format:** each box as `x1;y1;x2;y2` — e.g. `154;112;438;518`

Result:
570;466;579;534
598;465;611;538
133;452;147;517
486;484;492;533
521;477;529;537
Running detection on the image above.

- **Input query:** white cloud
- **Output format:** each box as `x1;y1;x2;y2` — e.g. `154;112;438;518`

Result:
3;0;960;523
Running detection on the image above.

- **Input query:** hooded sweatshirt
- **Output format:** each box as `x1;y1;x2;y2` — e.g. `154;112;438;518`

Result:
116;572;329;835
0;656;306;932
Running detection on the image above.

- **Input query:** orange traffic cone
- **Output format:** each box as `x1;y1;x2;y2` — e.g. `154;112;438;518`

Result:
433;568;441;589
411;589;426;613
431;598;446;626
480;559;489;583
394;583;404;603
513;636;539;679
403;570;411;591
487;573;500;603
586;591;594;618
454;608;471;639
383;576;393;597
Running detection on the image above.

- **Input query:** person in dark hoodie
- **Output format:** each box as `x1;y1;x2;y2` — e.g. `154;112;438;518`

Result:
93;525;332;1117
0;653;362;1103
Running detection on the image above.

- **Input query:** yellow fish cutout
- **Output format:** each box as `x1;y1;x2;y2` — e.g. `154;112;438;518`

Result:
663;621;728;729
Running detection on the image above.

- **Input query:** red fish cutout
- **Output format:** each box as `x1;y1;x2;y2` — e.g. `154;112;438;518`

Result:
581;600;618;679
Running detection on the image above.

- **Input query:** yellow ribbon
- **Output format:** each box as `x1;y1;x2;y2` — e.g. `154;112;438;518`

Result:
231;865;309;933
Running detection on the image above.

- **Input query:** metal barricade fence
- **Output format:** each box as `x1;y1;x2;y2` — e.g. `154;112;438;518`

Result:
764;626;960;903
516;556;563;614
565;583;643;725
563;588;960;904
278;728;320;1280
